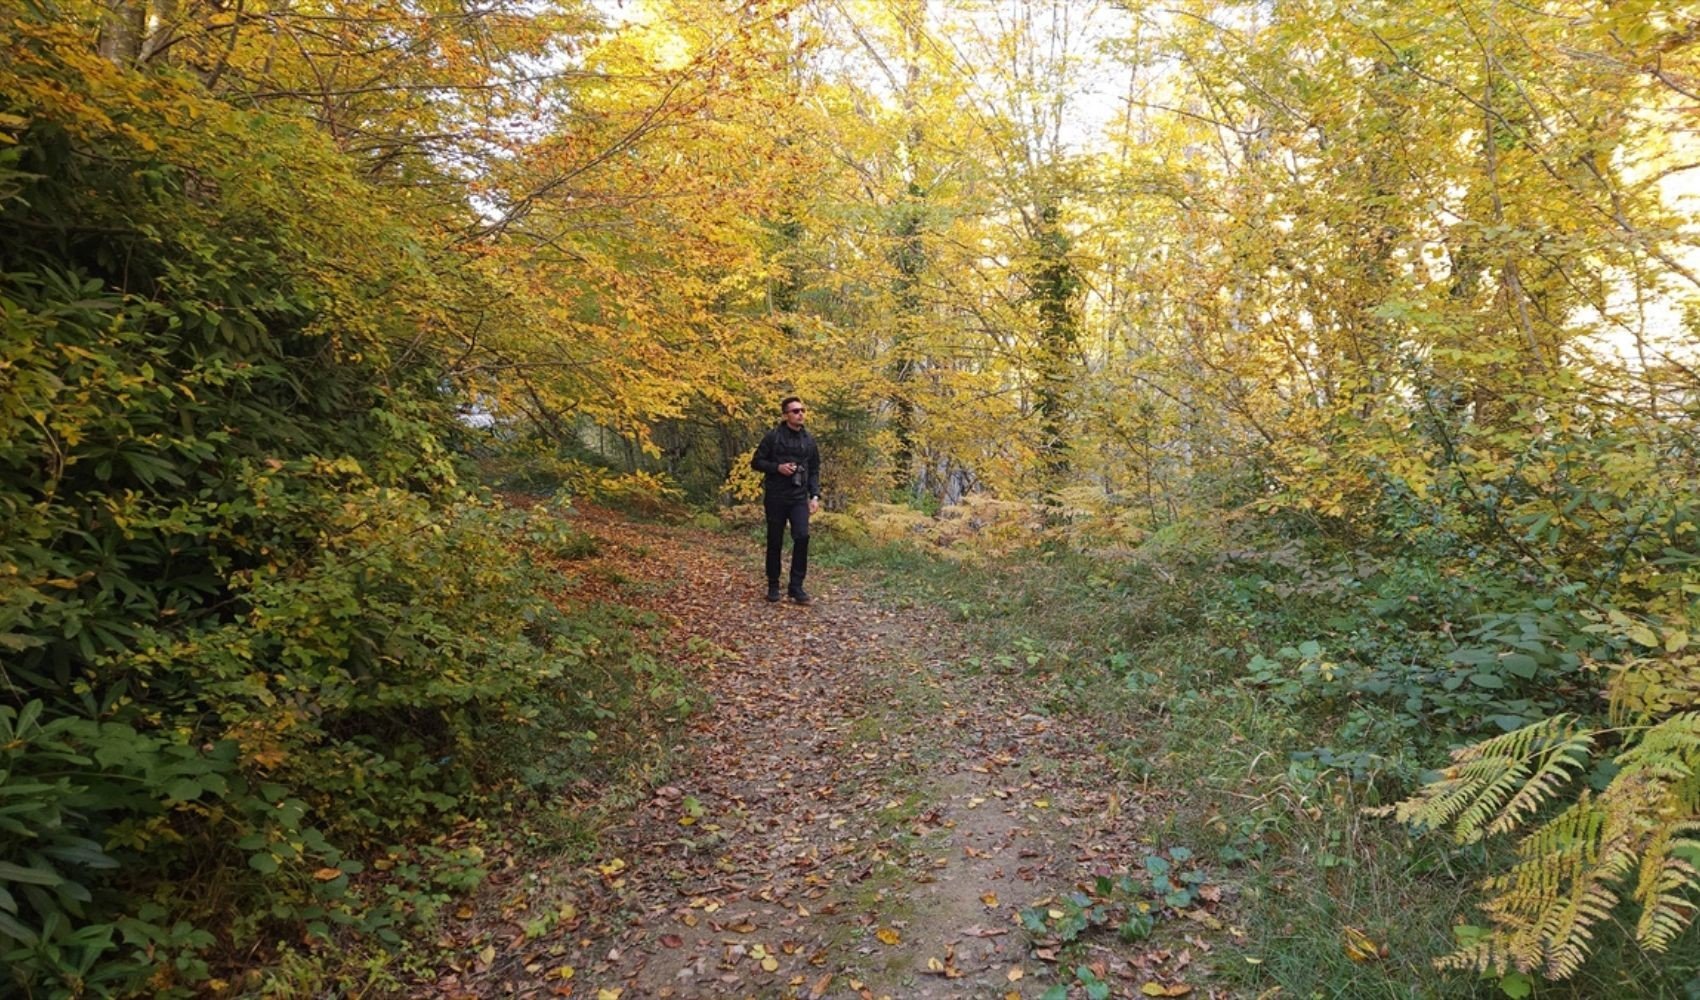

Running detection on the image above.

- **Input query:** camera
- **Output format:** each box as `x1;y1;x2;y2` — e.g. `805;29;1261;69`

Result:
790;462;807;488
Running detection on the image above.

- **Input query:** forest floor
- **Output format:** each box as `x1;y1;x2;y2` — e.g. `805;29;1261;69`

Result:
417;506;1238;1000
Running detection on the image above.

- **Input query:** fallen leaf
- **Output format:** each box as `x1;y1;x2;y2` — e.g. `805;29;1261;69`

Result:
1343;926;1386;963
1007;966;1024;981
762;956;780;972
553;966;575;980
312;867;343;882
981;892;999;907
875;927;901;946
660;934;683;949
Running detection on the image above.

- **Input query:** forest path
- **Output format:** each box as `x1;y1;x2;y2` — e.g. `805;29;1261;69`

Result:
425;507;1221;999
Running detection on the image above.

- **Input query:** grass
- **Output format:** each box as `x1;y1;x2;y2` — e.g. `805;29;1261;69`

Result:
818;527;1700;1000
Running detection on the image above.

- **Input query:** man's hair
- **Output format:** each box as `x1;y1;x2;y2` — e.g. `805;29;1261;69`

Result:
781;396;801;413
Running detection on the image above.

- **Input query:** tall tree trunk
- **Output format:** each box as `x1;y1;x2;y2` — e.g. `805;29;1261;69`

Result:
97;0;146;64
1031;201;1078;479
887;0;927;497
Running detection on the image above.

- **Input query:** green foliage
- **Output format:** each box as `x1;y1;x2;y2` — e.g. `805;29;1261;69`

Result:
1018;847;1210;949
1390;703;1700;979
0;16;685;997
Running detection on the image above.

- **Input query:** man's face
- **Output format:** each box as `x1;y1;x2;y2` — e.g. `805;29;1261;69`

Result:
784;401;805;429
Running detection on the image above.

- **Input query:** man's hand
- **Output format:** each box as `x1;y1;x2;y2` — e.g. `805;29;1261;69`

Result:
779;462;797;476
809;497;820;514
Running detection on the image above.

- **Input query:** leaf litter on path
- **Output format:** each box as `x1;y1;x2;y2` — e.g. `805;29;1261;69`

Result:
417;506;1233;998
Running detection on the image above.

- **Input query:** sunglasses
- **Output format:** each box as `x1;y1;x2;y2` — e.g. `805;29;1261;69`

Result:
785;407;805;414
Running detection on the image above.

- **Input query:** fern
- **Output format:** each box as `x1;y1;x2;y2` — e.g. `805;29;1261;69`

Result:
1388;642;1700;981
1388;715;1589;843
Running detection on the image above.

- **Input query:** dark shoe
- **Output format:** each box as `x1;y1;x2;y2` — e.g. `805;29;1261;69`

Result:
788;588;812;606
766;584;782;603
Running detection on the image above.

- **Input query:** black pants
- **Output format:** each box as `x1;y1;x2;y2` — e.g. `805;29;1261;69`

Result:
764;495;810;589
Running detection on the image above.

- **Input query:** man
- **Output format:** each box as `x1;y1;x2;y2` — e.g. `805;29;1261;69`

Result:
751;396;821;604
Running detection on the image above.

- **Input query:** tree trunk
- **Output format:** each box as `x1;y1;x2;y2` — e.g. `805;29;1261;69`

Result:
97;0;146;64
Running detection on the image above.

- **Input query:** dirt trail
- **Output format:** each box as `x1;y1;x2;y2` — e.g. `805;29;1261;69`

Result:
424;511;1216;999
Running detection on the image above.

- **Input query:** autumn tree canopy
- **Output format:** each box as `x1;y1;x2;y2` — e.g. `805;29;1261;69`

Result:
4;0;1699;993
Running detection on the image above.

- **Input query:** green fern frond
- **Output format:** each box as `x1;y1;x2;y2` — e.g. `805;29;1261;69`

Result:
1618;712;1700;779
1392;715;1584;841
1434;938;1508;975
1394;680;1700;981
1487;728;1594;838
1475;791;1639;978
1633;825;1700;952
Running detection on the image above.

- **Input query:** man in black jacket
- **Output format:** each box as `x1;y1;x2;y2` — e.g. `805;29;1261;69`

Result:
751;396;821;604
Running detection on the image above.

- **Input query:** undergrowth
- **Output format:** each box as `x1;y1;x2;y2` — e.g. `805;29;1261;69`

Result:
817;522;1700;999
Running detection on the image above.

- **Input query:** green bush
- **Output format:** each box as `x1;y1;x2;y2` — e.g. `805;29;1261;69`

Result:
0;18;673;997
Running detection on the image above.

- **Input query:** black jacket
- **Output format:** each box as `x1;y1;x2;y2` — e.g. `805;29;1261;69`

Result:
751;423;821;503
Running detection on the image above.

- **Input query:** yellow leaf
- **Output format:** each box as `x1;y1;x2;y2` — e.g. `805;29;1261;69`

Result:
1007;966;1024;981
981;892;999;907
927;957;945;972
597;858;627;876
312;867;343;881
478;944;496;966
762;956;780;972
1343;926;1385;962
875;927;901;945
554;965;575;980
596;990;622;1000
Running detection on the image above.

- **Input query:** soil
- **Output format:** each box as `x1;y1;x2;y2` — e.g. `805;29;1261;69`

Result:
418;508;1228;999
